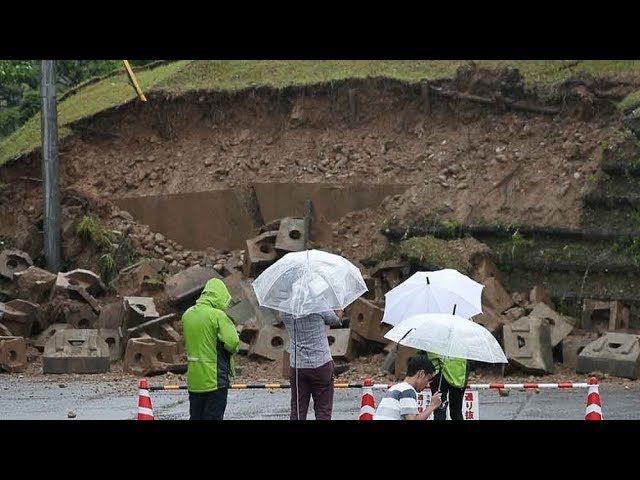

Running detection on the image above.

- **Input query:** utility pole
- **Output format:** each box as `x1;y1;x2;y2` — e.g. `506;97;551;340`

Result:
40;60;61;272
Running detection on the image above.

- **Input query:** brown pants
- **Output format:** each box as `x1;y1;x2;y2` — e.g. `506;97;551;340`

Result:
289;360;334;420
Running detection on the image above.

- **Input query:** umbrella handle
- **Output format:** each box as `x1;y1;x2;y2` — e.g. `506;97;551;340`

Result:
435;359;447;410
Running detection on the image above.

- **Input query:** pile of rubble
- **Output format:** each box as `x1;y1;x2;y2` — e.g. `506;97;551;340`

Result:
3;215;639;383
0;245;220;376
0;215;317;377
107;206;231;271
372;258;640;381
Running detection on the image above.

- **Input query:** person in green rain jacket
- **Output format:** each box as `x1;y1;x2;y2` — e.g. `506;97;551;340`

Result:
182;278;240;420
425;351;468;421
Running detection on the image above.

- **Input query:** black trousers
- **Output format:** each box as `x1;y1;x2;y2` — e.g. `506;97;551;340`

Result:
189;388;229;420
429;373;464;420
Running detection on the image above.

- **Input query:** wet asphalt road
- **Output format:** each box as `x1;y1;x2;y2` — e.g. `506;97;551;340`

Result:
1;377;638;420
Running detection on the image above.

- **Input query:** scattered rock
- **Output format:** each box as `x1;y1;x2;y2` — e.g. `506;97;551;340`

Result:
446;164;461;174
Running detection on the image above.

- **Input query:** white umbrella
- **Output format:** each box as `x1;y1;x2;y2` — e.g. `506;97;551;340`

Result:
384;313;508;363
252;249;367;316
252;249;367;420
382;269;484;326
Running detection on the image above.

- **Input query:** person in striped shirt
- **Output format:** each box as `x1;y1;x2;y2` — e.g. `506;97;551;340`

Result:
373;355;442;420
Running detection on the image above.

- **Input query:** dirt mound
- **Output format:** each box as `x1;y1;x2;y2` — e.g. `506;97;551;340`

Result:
0;68;632;293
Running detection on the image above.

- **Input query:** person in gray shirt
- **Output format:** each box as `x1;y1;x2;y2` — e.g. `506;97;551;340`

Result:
281;310;343;420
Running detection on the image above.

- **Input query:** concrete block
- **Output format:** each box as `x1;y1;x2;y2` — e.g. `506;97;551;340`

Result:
577;332;640;379
249;325;289;361
244;231;278;277
123;297;159;328
0;249;33;280
327;328;351;360
165;265;221;305
0;299;43;337
13;266;56;303
53;269;105;313
0;336;27;373
503;316;554;374
98;328;123;361
35;323;71;352
95;301;125;330
54;269;106;297
126;313;177;339
346;298;389;343
122;337;180;375
110;259;166;296
236;280;279;328
561;331;598;370
275;217;305;253
62;302;98;329
227;299;260;328
529;302;575;347
43;329;111;374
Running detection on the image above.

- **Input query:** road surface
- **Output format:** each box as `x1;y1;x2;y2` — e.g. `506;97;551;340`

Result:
0;378;637;420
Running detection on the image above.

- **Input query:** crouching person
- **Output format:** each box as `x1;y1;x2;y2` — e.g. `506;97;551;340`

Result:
373;355;442;420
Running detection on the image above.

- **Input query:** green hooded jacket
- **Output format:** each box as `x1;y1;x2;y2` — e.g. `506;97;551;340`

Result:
425;351;468;388
182;278;240;393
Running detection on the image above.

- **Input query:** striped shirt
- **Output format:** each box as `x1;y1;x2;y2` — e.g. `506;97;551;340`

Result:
373;382;419;420
281;311;341;368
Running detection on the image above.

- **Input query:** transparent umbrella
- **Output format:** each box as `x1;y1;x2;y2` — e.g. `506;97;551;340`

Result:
382;269;484;326
252;249;368;317
384;313;508;364
252;249;368;420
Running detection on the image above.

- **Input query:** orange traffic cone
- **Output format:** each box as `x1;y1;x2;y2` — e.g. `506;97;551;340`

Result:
137;378;154;420
359;378;376;420
585;376;603;420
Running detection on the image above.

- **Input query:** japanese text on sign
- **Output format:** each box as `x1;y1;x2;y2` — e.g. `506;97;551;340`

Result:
417;389;479;420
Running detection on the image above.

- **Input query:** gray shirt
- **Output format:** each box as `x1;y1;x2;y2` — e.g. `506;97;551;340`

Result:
281;311;341;369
